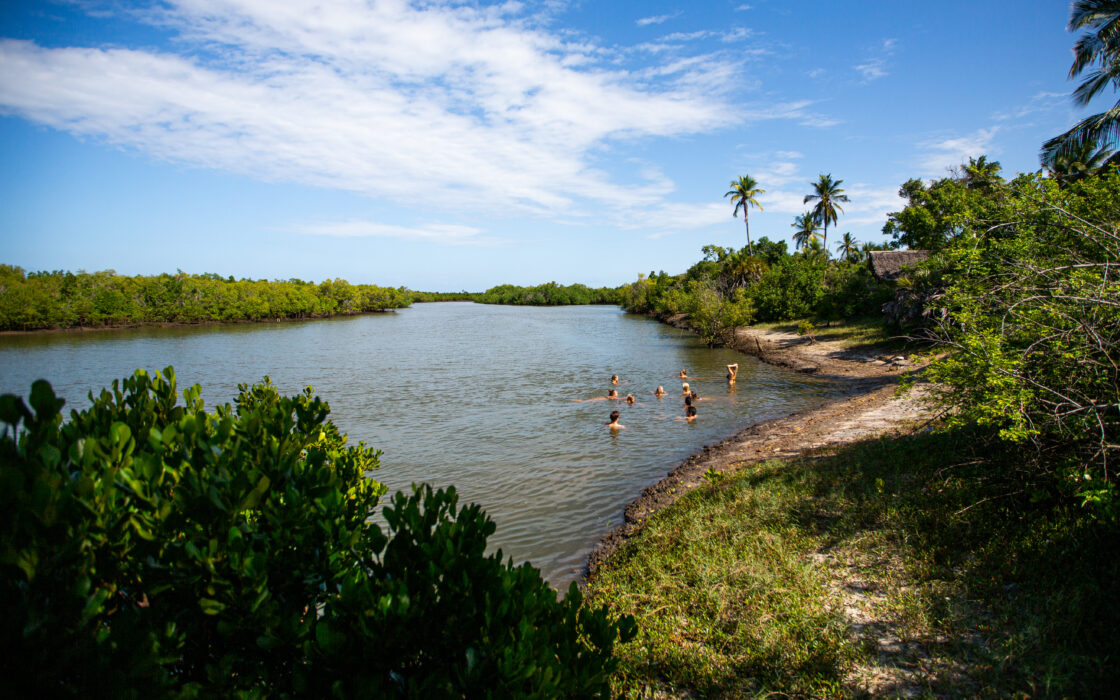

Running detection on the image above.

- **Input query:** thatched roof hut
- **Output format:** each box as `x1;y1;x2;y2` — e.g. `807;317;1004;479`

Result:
868;250;930;281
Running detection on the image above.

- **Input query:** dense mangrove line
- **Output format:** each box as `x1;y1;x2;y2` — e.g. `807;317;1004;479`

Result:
0;266;411;331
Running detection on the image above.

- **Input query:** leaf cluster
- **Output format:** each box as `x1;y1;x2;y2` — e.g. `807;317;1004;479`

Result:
0;368;634;697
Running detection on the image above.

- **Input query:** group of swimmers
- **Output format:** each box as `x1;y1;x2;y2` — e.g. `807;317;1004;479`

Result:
597;364;739;431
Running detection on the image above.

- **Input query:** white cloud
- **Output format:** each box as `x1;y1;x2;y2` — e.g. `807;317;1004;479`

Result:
636;12;680;27
854;37;896;82
917;128;1000;175
735;4;752;10
0;0;749;219
643;202;734;237
992;91;1067;122
291;220;500;246
854;59;887;81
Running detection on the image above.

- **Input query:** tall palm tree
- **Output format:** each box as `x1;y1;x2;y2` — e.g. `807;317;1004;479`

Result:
791;212;822;250
725;175;765;257
1040;0;1120;165
835;232;860;262
804;174;849;257
1044;137;1117;181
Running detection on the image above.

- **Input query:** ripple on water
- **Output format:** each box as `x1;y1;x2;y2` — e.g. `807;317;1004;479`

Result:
0;303;847;586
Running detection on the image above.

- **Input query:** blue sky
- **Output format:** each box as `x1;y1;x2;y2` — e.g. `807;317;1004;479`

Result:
0;1;1098;291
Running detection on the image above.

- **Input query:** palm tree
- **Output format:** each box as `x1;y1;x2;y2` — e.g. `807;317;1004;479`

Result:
1040;0;1120;165
725;175;765;257
803;174;849;257
1044;137;1117;181
791;212;821;250
835;232;860;262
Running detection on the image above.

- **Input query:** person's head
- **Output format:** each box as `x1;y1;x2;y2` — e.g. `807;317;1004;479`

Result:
690;390;699;400
682;382;690;392
686;405;697;417
609;410;621;423
684;395;692;407
607;389;618;398
610;374;619;384
655;385;665;396
626;394;635;404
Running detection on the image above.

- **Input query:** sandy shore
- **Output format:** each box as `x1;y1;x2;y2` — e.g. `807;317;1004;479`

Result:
585;320;935;577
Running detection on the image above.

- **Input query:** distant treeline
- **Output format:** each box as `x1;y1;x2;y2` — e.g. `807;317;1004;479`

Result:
409;283;621;306
473;282;621;306
0;266;411;331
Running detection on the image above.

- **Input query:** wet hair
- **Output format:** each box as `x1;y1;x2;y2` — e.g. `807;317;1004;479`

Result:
686;406;697;417
607;389;618;398
610;374;618;381
625;394;635;404
690;390;699;400
684;395;692;406
609;410;621;422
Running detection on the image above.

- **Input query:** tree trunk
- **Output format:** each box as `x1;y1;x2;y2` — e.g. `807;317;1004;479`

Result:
744;213;753;257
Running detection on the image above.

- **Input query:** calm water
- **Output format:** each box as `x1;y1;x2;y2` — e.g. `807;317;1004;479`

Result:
0;303;846;585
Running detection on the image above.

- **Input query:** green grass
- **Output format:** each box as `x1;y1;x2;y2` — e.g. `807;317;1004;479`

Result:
586;426;1120;698
750;314;908;350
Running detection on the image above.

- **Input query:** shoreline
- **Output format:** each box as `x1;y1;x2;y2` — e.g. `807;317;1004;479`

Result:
0;309;404;337
584;318;933;580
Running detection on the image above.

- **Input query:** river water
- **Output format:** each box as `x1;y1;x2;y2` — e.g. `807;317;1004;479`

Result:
0;303;847;585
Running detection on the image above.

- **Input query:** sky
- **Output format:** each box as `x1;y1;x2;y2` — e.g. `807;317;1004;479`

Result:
0;0;1103;291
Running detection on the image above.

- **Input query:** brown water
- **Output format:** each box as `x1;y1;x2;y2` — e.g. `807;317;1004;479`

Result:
0;303;847;585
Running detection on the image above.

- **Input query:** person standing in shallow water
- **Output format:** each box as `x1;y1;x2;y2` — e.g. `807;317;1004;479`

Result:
607;410;625;430
726;363;738;384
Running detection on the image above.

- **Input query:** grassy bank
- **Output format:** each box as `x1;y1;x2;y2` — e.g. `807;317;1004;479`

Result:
586;423;1120;697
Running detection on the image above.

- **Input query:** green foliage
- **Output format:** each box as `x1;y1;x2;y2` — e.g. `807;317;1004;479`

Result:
882;164;1006;251
474;282;620;306
926;171;1120;512
1;369;634;697
0;267;411;330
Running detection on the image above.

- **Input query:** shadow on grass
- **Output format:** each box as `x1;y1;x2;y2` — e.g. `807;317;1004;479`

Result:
770;426;1120;697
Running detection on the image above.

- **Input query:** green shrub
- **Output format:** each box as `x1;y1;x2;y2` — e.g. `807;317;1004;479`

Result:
1;368;634;697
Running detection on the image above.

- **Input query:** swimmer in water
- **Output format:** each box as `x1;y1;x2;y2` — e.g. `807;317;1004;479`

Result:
678;369;689;379
681;382;690;396
576;389;620;402
654;386;666;397
625;394;636;405
607;410;625;430
685;405;697;422
726;363;738;384
690;390;701;401
610;374;619;385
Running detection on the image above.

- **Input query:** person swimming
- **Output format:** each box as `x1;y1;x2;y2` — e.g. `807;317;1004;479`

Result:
610;374;619;385
654;386;666;397
625;394;636;405
576;389;619;402
685;405;697;422
690;390;700;401
726;363;738;383
678;369;689;379
607;410;625;430
681;382;690;396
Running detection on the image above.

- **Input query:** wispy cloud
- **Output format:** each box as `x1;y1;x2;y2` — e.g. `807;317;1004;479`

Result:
917;128;1000;175
0;0;752;219
854;37;897;82
991;91;1067;122
636;12;681;27
292;220;500;246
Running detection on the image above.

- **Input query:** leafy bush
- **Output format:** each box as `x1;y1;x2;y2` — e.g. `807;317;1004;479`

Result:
926;172;1120;514
0;368;635;697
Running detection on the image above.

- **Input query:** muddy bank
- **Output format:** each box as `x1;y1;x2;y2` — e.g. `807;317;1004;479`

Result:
585;319;933;579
